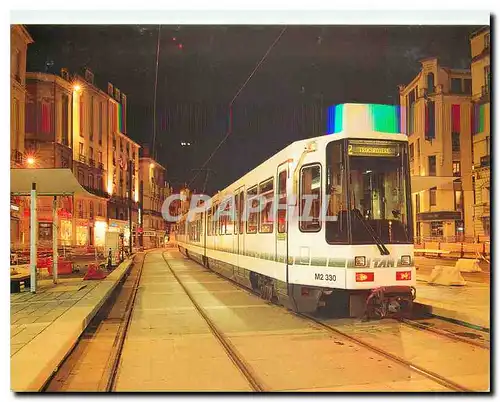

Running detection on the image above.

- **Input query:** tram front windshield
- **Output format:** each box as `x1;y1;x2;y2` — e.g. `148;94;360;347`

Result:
326;139;413;245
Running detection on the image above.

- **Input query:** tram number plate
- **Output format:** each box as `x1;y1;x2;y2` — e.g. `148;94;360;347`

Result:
315;273;336;282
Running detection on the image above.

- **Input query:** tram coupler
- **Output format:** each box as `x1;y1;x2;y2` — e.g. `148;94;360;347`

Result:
363;286;416;321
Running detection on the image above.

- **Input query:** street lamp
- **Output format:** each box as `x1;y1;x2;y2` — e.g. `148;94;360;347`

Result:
150;162;155;169
26;156;35;167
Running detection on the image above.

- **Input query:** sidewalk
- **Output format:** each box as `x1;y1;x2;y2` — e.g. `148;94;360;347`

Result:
414;263;490;330
10;257;136;392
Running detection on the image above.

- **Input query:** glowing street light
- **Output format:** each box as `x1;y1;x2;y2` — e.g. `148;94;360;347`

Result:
73;84;81;92
26;157;35;167
150;162;155;169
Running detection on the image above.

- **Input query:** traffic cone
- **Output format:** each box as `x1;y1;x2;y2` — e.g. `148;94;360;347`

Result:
84;263;107;280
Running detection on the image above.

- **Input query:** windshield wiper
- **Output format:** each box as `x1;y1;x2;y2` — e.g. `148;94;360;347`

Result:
352;209;390;256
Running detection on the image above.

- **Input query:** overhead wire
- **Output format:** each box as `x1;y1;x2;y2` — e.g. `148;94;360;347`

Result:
187;27;287;189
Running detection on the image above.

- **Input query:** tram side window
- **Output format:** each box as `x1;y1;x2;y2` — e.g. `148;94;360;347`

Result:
225;197;233;235
326;141;348;243
299;165;321;232
278;170;287;233
207;208;212;236
259;178;274;233
246;186;258;233
235;192;240;234
213;205;218;236
239;192;244;234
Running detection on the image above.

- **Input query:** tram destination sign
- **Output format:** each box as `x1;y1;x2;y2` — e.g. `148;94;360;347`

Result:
348;140;399;157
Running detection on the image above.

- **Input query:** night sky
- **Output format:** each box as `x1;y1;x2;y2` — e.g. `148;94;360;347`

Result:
25;24;480;194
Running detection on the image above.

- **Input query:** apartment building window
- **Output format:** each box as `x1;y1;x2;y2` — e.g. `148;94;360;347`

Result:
407;89;416;135
425;101;435;140
430;221;443;238
417;139;420;157
428;155;436;176
61;94;69;145
452;161;461;177
429;187;437;206
98;151;102;164
484;65;490;90
464;79;472;94
415;193;420;213
452;132;460;152
13;49;21;81
427;72;435;93
89;96;94;141
451;78;462;94
89;147;94;163
472;177;476;204
12;98;19;140
78;169;85;185
89;201;94;219
79;142;84;156
89;174;94;188
98;102;103;145
455;190;463;211
409;143;414;160
451;104;460;135
80;99;84;136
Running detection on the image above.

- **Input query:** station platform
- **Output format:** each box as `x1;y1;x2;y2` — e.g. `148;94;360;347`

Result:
10;257;135;392
414;258;490;330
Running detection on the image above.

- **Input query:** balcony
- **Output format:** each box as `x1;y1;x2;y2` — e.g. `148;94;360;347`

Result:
83;185;110;199
78;154;86;164
89;158;95;167
143;209;163;217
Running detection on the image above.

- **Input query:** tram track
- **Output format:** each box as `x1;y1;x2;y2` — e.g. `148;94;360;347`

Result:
297;313;473;392
43;251;150;392
160;251;265;392
396;317;490;351
177;248;477;392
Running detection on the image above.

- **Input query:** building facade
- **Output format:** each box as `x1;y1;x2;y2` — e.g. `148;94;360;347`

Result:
10;25;33;246
470;27;491;239
138;147;171;249
399;57;474;241
15;67;140;250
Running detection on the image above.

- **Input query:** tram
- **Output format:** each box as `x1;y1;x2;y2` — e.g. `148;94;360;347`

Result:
176;103;416;318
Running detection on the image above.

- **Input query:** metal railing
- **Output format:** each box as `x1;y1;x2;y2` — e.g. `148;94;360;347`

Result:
78;154;86;163
83;185;110;198
89;158;95;167
98;162;104;170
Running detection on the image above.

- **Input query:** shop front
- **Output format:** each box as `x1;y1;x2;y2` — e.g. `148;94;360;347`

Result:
94;219;108;248
108;219;131;247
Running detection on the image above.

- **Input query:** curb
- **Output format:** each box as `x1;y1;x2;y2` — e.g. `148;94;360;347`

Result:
414;301;490;331
11;256;136;392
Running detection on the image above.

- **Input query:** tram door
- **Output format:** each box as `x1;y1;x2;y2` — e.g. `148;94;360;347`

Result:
276;163;289;279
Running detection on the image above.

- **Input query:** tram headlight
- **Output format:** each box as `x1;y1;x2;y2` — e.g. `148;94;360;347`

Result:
354;256;366;267
401;255;411;266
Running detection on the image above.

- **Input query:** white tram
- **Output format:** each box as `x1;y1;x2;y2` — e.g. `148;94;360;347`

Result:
176;104;416;318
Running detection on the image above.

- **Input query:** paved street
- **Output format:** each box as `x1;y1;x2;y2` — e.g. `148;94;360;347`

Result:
110;249;489;392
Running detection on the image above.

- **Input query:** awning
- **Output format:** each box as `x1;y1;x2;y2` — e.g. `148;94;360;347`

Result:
10;168;99;198
410;176;456;193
